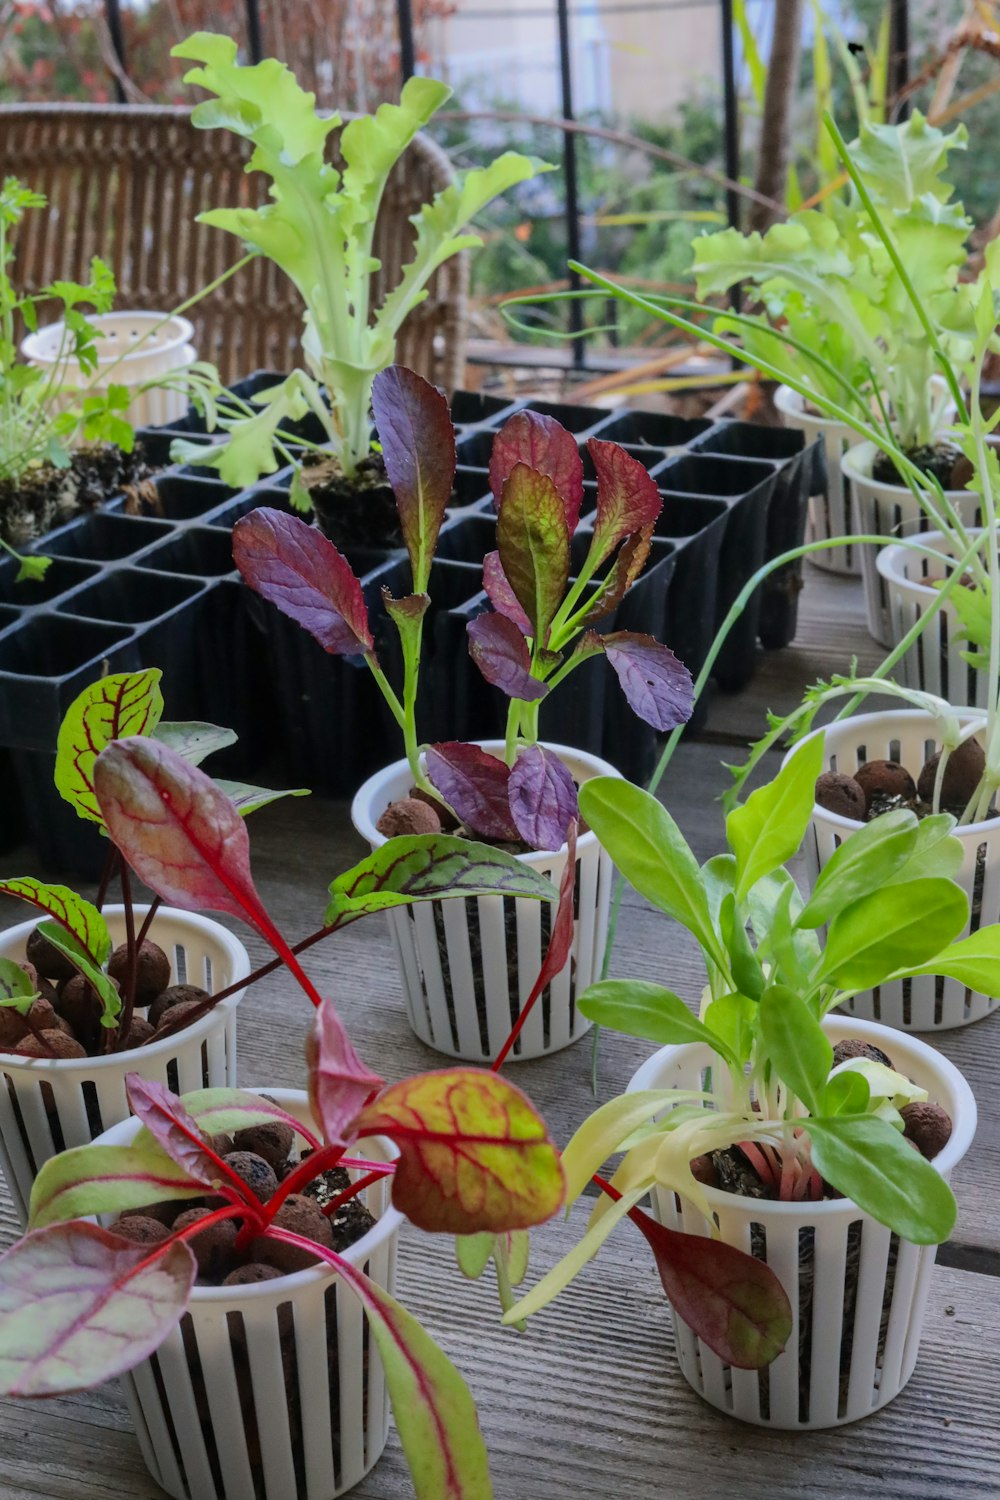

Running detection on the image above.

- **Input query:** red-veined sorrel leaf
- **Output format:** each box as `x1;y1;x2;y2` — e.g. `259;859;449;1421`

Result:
489;410;584;532
576;528;653;628
324;836;557;925
125;1075;229;1189
152;720;238;766
355;1069;565;1234
628;1203;792;1369
307;998;384;1147
508;746;578;851
0;880;110;967
467;613;548;702
0;958;37;1012
0;1222;195;1396
604;632;694;731
35;922;120;1026
28;1141;207;1230
371;366;456;593
496;464;570;645
181;1089;320;1149
233;507;373;655
425;743;519;842
55;669;164;825
588;440;662;565
482;551;532;636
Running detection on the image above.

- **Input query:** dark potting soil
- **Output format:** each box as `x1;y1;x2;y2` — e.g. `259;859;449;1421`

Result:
871;441;964;489
303;452;403;550
0;442;157;546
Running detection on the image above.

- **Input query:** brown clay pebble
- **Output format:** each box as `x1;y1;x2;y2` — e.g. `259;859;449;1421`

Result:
376;796;442;838
14;1030;86;1060
110;1215;170;1246
120;1200;183;1228
25;926;77;984
121;1016;156;1050
223;1262;284;1286
0;1009;28;1050
149;984;209;1028
832;1039;894;1069
57;974;108;1049
172;1207;239;1279
901;1101;953;1159
690;1153;718;1188
108;940;172;1007
252;1194;334;1273
155;998;206;1035
409;785;459;830
232;1122;294;1175
814;771;866;821
222;1151;279;1203
209;1133;235;1159
916;737;986;809
23;996;59;1032
853;760;916;814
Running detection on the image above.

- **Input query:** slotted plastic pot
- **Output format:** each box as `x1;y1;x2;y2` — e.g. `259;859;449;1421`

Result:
775;385;863;575
22;311;197;428
0;905;249;1224
351;741;620;1062
798;710;999;1030
628;1015;975;1429
100;1091;402;1500
876;528;989;707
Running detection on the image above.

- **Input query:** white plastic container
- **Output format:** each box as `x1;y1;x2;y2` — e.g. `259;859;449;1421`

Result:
841;442;979;648
774;384;863;575
101;1091;402;1500
628;1015;975;1429
801;709;999;1030
877;528;989;707
0;905;249;1224
22;311;197;429
351;742;620;1062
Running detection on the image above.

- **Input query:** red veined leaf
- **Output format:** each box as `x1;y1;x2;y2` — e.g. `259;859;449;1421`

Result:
355;1069;565;1234
588;440;662;565
489;410;583;531
181;1088;321;1151
55;669;164;824
576;527;654;628
125;1074;233;1190
425;743;519;842
233;507;373;655
467;613;548;702
307;998;385;1147
0;879;110;968
371;366;455;593
496;464;570;645
508;746;578;851
29;1141;208;1231
482;551;533;636
603;632;694;731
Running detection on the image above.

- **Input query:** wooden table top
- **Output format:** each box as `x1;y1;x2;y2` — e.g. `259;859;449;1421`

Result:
1;559;997;1500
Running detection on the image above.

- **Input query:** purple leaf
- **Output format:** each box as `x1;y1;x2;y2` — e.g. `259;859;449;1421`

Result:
371;366;456;592
233;508;373;656
489;410;584;531
483;551;532;637
306;998;385;1148
588;441;663;564
425;743;519;842
496;464;570;645
604;632;694;731
577;528;653;628
508;747;579;851
125;1075;225;1190
467;614;548;702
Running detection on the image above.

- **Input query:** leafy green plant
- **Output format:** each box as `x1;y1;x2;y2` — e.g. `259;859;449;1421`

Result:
167;33;548;501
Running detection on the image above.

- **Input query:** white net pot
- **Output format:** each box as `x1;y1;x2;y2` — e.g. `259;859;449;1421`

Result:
798;709;998;1029
351;741;620;1062
841;443;979;649
99;1091;402;1500
628;1015;975;1429
774;385;863;575
876;528;989;708
22;312;197;429
0;905;249;1225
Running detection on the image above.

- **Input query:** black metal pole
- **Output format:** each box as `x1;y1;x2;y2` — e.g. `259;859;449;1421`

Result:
890;0;910;118
556;0;585;366
105;0;127;103
245;0;263;65
720;0;740;232
398;0;417;83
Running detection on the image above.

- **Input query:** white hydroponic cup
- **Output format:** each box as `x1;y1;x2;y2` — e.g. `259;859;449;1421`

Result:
774;384;863;576
628;1015;976;1429
841;442;979;649
0;906;249;1224
99;1091;403;1500
799;709;999;1030
22;311;197;429
350;742;620;1062
877;528;989;707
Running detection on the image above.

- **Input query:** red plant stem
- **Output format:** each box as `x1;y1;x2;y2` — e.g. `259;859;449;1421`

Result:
320;1169;385;1220
262;1143;346;1223
113;863;138;1053
738;1140;778;1188
340;1156;394;1175
94;845;120;913
133;1201;260;1275
136;896;162;948
491;966;546;1073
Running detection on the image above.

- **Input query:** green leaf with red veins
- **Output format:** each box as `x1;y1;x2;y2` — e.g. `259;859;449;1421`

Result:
496;463;570;645
125;1075;229;1188
354;1069;565;1234
233;507;374;656
489;409;584;530
28;1139;208;1230
603;632;694;730
371;366;456;593
0;1222;196;1396
482;551;533;636
575;527;653;628
181;1088;320;1149
0;958;37;1014
467;613;548;702
425;743;519;841
306;998;384;1147
54;670;164;825
0;880;110;967
35;922;121;1027
587;440;662;566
